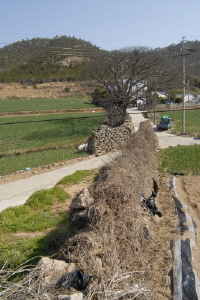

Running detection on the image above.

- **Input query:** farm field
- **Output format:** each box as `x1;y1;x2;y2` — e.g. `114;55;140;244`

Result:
0;95;106;176
159;109;200;134
158;144;200;175
0;96;97;113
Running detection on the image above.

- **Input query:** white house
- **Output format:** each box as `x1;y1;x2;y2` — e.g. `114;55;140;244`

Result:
184;93;200;103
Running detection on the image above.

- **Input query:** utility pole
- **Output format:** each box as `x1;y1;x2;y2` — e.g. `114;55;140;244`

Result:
182;36;186;135
173;37;193;134
154;81;157;125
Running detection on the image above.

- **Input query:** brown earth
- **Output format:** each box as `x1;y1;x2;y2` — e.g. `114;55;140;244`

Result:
0;81;92;99
175;175;200;282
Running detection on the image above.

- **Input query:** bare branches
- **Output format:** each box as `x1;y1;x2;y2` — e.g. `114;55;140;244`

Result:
87;48;176;126
87;271;151;300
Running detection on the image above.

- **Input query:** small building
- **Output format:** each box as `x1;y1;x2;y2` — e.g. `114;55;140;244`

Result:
184;93;200;103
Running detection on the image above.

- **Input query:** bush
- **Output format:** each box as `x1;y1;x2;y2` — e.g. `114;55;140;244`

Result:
175;97;183;103
91;88;109;107
64;87;70;92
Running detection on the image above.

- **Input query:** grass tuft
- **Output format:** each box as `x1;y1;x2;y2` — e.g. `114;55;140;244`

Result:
25;186;70;209
57;169;93;185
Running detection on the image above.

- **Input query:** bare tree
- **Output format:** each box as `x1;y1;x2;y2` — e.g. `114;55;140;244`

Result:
88;48;179;126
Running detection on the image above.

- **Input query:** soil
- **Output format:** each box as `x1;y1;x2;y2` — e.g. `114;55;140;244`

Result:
175;175;200;282
0;81;92;99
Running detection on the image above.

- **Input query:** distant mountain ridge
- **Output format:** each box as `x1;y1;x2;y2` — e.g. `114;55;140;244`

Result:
1;36;200;85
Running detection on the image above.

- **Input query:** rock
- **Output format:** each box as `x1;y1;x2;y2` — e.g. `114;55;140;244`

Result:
70;188;94;209
77;143;88;151
57;293;83;300
41;293;51;300
158;145;165;150
71;209;89;229
38;257;76;286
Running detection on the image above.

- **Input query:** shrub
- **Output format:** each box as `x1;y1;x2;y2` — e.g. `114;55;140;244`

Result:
91;88;109;107
175;97;183;103
64;87;70;92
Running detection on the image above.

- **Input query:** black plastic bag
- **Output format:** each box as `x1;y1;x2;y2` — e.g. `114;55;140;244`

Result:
56;269;91;291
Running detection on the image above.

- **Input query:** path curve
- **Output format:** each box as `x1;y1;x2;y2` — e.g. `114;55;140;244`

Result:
128;108;200;148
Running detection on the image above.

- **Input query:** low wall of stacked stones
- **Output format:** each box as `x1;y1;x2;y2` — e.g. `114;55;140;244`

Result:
87;120;135;155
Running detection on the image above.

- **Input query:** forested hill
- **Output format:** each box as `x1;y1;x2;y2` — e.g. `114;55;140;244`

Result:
1;36;200;85
156;39;200;77
0;36;103;83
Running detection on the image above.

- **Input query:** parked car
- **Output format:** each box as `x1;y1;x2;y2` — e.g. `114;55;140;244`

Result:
157;115;172;130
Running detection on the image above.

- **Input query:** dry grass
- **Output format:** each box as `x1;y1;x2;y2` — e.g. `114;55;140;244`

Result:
59;120;158;299
1;120;159;299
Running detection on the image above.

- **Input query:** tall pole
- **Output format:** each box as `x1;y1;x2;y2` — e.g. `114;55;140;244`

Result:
154;81;157;125
182;37;186;134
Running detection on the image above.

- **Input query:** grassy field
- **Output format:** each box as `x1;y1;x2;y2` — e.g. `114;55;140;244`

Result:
158;144;200;175
0;112;106;175
159;109;200;133
0;170;96;271
0;96;96;113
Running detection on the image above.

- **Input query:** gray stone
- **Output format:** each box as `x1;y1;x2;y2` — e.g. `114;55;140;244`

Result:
57;293;83;300
37;257;76;286
70;188;94;209
71;209;89;229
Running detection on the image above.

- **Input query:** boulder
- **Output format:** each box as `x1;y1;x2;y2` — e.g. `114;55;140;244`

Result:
70;188;94;209
38;257;76;286
57;293;83;300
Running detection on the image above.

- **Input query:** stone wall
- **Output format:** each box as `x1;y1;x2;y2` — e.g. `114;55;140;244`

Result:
138;102;200;112
87;120;135;155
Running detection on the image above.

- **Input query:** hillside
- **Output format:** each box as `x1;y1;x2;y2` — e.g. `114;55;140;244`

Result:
1;37;200;88
0;36;104;83
156;39;200;84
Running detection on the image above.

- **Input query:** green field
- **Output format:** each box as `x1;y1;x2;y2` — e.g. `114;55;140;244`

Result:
158;144;200;175
0;96;96;113
0;170;96;271
0;113;106;153
0;112;106;175
159;109;200;133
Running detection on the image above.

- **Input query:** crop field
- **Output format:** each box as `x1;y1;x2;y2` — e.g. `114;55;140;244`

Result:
0;96;96;113
0;113;106;153
159;109;200;133
0;97;106;175
158;144;200;175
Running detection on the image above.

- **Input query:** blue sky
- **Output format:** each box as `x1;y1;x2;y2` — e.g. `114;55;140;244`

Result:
1;0;200;50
